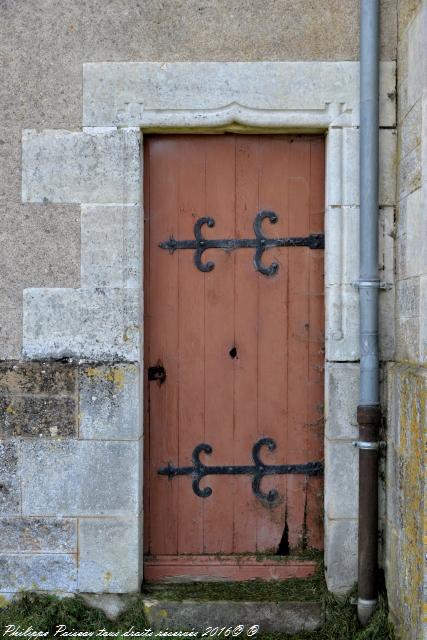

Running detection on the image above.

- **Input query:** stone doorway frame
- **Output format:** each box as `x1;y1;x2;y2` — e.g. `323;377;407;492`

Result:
20;61;396;594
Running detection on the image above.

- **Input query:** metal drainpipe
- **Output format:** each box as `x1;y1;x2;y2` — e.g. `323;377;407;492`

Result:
357;0;381;627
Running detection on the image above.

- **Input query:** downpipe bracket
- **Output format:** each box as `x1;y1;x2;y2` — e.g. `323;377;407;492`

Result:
353;440;386;450
352;280;392;290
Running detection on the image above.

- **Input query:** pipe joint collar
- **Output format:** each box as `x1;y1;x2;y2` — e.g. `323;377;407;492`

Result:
357;404;381;426
357;598;377;627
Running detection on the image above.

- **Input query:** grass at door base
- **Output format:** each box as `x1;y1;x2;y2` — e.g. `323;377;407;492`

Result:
0;584;394;639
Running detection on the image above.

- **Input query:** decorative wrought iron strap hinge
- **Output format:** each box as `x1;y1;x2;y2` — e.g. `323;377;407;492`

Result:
158;437;323;506
159;210;324;276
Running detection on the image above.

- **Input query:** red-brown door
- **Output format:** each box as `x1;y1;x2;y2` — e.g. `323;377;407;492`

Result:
143;134;325;582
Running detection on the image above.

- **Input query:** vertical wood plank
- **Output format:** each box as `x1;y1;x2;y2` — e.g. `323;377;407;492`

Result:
233;136;261;552
145;137;180;555
176;138;206;554
202;136;236;553
255;136;290;552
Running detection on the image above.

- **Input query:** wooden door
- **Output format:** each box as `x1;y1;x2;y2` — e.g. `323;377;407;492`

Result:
143;134;325;582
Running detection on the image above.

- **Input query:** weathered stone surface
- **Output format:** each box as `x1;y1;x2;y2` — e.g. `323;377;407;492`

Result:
0;361;77;437
400;99;422;159
407;6;425;109
22;129;140;204
396;277;420;319
143;599;321;634
0;396;76;438
325;284;359;361
21;440;139;516
0;554;77;592
23;288;139;361
379;206;396;359
325;206;359;286
79;364;140;440
0;442;20;516
396;317;420;361
79;593;137;620
338;128;396;207
78;517;140;592
0;304;21;362
397;189;423;280
324;518;357;593
0;518;77;552
83;61;396;128
325;363;359;440
0;361;76;394
81;205;140;288
399;143;422;199
398;0;423;37
419;275;427;362
385;363;426;640
323;203;394;362
325;440;358;519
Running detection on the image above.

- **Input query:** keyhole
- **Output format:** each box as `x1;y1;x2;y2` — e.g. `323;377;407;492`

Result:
229;346;238;359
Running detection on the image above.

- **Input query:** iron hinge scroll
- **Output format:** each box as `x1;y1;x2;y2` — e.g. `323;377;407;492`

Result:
158;437;323;506
159;210;324;276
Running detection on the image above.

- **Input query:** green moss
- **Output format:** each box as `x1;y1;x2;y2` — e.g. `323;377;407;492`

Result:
0;584;394;640
142;576;324;603
0;592;116;634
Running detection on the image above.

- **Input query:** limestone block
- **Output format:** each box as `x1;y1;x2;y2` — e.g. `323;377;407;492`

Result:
400;99;422;160
399;143;421;200
79;364;140;440
0;397;76;438
407;8;425;109
0;361;78;437
323;204;394;360
324;518;357;593
420;275;427;362
379;130;398;207
22;129;140;204
0;361;76;394
21;440;139;516
78;517;140;593
325;363;359;440
396;317;420;362
384;362;426;638
379;207;395;360
23;288;139;362
81;205;140;288
397;189;422;280
0;442;20;516
342;128;397;207
143;599;322;634
341;128;359;206
325;284;359;361
396;277;420;319
325;127;344;207
324;206;359;286
0;518;77;552
0;554;76;592
82;62;396;128
325;439;358;519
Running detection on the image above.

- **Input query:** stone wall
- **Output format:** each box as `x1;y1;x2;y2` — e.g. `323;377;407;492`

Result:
384;1;427;638
0;0;396;359
0;360;142;594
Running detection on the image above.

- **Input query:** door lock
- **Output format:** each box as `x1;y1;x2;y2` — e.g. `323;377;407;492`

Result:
148;363;166;385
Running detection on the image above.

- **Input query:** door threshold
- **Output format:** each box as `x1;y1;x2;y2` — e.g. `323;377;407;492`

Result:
144;554;319;582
